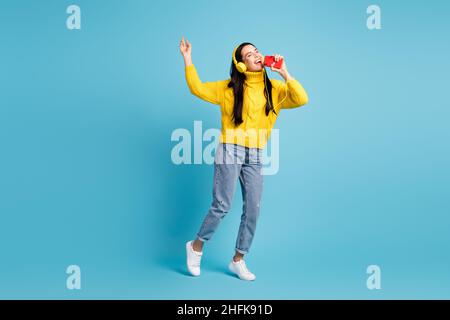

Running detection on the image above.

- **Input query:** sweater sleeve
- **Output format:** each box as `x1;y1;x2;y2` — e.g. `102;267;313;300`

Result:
185;64;225;106
276;78;309;109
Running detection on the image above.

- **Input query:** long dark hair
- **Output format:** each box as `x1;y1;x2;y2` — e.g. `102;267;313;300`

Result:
228;42;276;127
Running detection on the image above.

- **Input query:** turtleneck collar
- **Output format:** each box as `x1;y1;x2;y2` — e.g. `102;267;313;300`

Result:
244;69;265;84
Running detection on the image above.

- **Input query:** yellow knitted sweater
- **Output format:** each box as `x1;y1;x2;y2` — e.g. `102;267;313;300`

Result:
185;64;309;149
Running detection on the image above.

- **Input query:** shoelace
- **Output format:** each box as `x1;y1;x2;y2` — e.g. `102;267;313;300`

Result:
192;258;200;268
190;244;202;267
239;261;251;275
192;253;201;268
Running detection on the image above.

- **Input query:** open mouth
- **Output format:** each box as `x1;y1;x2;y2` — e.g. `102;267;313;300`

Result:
255;59;262;65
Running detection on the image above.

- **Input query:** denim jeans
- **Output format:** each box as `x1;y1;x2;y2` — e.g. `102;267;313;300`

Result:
196;143;264;254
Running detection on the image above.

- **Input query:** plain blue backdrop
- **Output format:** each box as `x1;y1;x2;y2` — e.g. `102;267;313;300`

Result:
0;0;449;299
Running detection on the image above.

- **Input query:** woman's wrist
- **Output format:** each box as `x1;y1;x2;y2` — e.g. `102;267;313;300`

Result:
184;56;193;67
281;70;293;82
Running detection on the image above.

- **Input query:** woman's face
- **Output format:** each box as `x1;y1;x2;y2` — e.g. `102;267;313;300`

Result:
241;45;264;72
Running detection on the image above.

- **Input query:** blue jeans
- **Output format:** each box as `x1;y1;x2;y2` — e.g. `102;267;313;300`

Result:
196;143;264;254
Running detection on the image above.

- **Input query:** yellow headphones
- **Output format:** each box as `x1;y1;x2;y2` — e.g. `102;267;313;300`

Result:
232;46;247;73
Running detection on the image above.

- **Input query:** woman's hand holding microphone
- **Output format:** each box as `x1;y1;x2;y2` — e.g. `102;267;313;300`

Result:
269;54;293;82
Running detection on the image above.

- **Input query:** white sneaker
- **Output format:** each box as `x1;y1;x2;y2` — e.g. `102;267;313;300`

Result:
186;241;203;276
228;259;256;281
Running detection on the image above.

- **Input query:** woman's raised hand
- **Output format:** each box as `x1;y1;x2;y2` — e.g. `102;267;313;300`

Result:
180;37;192;65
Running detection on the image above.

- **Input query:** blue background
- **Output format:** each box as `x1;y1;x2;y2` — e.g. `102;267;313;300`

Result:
1;0;449;299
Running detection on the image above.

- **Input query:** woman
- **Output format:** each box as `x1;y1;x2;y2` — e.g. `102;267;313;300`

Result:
179;37;309;281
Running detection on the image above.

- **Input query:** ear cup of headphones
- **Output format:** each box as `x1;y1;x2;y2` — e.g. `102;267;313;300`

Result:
232;46;247;73
236;62;247;73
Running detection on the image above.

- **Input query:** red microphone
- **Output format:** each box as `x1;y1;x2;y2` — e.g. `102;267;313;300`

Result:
263;56;283;69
